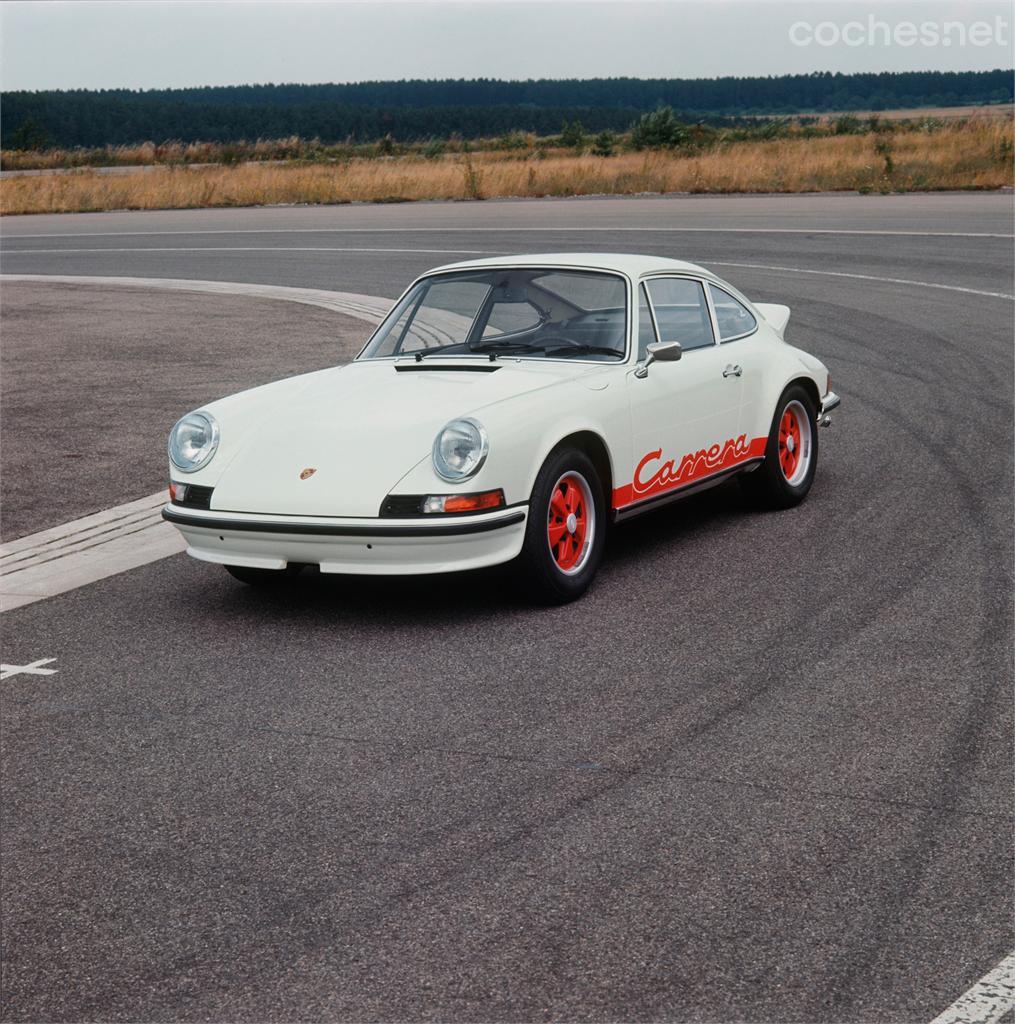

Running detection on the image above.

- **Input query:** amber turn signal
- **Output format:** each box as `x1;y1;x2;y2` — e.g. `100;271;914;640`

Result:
423;489;505;514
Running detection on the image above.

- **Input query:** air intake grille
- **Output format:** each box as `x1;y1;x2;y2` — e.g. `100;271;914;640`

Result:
380;494;425;517
174;485;214;510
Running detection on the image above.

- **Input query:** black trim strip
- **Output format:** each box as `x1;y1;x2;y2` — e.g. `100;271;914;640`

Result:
162;506;525;537
613;459;762;520
394;363;500;373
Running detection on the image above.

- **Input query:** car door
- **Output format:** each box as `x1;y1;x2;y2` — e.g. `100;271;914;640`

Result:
617;277;744;510
706;281;763;437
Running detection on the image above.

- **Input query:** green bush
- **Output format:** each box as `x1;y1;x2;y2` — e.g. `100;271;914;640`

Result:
495;131;530;151
591;130;616;157
560;120;587;150
630;107;688;150
832;114;863;135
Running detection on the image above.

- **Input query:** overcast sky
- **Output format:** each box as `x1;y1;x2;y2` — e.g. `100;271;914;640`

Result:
1;1;1011;92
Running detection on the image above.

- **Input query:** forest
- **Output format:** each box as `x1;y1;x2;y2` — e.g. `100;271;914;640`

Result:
4;70;1012;149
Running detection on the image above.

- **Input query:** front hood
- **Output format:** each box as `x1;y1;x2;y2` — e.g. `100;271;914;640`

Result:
210;359;586;517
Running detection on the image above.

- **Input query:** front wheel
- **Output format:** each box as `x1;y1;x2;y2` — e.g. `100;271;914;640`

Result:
740;385;818;509
515;448;606;604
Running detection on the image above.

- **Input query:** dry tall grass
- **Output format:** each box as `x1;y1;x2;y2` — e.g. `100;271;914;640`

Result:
2;118;1010;215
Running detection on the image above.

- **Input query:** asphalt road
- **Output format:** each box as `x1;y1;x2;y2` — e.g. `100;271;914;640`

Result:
1;193;1012;1022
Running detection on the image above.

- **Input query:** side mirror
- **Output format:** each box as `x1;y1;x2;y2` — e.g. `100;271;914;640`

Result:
635;340;682;378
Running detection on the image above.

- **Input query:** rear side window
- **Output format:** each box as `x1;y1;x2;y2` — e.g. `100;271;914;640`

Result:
644;278;714;351
709;284;757;341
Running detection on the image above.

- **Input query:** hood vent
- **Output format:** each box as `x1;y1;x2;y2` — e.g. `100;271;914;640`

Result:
394;363;500;374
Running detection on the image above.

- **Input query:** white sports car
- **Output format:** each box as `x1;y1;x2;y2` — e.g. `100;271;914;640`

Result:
164;254;839;602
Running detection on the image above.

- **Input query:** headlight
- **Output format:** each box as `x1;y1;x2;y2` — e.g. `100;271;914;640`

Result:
169;411;219;473
432;418;488;481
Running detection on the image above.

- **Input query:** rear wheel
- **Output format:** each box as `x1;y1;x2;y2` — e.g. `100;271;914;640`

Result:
224;563;303;587
740;385;818;509
516;448;606;603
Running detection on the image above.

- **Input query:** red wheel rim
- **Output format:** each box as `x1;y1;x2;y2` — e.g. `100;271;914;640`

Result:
778;406;802;481
547;474;590;572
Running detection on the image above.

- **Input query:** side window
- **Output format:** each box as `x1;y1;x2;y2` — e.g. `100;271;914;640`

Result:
709;284;757;342
645;278;715;352
637;283;658;360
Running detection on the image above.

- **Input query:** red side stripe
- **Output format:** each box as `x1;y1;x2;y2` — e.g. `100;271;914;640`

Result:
613;436;767;509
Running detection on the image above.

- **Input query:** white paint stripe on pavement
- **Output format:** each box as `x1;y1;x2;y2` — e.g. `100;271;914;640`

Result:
4;226;1013;239
930;952;1015;1024
0;493;182;612
0;275;393;324
705;261;1015;301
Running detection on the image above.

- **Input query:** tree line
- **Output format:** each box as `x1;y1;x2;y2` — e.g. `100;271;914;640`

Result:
4;70;1011;149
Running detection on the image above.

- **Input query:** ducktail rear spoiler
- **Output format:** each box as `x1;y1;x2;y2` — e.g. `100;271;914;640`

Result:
755;303;791;339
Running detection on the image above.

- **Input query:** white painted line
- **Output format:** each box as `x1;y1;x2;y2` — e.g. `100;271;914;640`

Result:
0;275;393;324
0;658;58;680
930;952;1015;1024
0;493;184;612
3;245;488;256
705;260;1015;301
4;226;1013;239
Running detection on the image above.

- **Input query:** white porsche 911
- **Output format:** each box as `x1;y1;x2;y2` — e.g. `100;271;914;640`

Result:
164;254;839;602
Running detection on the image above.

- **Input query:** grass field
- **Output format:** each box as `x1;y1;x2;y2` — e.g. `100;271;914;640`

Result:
2;116;1010;215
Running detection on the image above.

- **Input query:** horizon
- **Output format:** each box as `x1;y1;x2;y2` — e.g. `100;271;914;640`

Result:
4;67;1014;96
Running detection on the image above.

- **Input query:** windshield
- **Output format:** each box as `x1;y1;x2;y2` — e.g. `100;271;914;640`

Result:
359;268;628;362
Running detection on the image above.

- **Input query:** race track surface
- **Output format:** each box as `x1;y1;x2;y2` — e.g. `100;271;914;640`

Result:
1;193;1012;1022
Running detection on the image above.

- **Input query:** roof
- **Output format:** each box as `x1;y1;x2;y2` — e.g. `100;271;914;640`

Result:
427;252;716;279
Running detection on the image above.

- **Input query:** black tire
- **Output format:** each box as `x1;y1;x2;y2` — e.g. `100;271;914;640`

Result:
224;563;303;587
515;447;606;604
740;384;819;509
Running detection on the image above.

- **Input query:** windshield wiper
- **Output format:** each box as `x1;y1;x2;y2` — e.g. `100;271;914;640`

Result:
469;340;548;360
411;344;465;362
544;343;624;359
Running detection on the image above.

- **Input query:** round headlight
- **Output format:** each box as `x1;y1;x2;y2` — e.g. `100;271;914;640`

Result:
169;412;219;473
432;418;488;481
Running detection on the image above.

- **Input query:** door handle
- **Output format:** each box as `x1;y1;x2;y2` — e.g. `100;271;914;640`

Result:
723;364;742;378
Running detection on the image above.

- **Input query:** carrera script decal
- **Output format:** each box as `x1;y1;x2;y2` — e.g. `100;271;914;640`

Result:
612;434;767;508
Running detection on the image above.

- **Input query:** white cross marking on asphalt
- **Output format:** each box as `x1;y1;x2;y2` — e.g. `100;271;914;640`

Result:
0;658;58;680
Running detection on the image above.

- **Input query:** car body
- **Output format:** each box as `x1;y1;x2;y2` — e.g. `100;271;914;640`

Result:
164;253;839;601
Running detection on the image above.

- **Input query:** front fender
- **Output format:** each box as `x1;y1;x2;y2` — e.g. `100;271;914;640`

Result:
389;379;631;506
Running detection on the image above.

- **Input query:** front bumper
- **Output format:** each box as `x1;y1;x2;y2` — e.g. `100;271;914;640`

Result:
819;390;841;424
162;504;528;575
